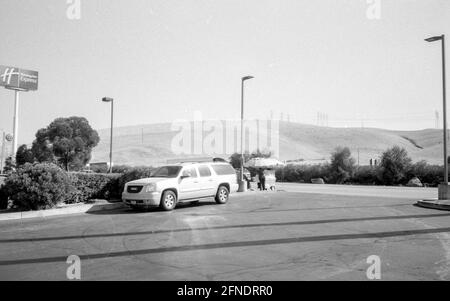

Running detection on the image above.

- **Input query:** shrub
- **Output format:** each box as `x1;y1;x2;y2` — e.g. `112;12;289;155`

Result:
4;163;72;210
351;166;381;185
68;172;121;203
329;147;356;184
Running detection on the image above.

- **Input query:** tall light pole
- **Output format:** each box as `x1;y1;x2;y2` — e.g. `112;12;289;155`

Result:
102;97;114;173
238;76;254;192
426;35;448;198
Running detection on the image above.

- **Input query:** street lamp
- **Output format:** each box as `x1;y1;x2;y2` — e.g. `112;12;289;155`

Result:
238;76;254;192
102;97;114;173
425;35;448;199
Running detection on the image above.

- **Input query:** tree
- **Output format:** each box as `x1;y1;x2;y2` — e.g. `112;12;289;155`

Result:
329;147;356;184
229;149;272;169
31;128;54;163
16;144;35;166
31;117;100;171
379;146;412;185
3;156;15;174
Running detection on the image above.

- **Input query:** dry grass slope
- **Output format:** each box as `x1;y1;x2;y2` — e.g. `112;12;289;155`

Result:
91;121;445;166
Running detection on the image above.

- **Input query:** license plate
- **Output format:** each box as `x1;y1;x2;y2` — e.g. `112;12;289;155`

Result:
131;201;137;205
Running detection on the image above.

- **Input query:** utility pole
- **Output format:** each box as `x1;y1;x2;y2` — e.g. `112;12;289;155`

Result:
357;148;360;166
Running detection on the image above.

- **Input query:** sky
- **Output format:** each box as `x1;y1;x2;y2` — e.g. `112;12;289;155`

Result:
0;0;449;145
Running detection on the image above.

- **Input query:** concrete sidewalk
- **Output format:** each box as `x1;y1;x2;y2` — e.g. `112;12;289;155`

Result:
416;199;450;211
0;200;126;221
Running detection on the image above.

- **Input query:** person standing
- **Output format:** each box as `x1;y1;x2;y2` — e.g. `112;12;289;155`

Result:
258;168;266;191
255;173;260;190
243;171;251;189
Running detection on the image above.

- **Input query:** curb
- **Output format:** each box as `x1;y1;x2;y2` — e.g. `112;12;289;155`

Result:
416;199;450;211
0;202;127;221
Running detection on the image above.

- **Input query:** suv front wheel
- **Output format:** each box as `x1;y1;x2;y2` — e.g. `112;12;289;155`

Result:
215;186;229;204
160;190;177;211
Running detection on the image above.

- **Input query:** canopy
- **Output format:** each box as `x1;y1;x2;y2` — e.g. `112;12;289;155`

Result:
244;157;285;169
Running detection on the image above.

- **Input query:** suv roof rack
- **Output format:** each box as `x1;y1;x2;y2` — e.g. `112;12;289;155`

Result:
166;157;212;164
166;157;228;164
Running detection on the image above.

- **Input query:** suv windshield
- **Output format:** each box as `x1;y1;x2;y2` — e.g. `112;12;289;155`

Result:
150;166;182;178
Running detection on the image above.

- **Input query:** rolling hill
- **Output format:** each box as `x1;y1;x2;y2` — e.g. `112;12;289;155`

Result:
90;121;446;166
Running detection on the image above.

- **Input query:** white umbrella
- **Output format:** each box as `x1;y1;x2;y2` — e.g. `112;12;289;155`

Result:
244;157;285;168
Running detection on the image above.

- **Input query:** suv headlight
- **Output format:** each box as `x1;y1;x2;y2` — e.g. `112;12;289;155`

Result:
145;183;157;192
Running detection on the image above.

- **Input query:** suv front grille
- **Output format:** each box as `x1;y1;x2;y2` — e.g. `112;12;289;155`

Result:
127;185;144;193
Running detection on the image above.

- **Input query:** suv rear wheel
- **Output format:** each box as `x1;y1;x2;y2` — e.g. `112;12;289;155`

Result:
160;190;177;211
215;186;229;204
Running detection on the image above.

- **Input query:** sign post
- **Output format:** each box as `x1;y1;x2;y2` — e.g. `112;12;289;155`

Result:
0;65;38;158
0;132;5;173
13;90;20;158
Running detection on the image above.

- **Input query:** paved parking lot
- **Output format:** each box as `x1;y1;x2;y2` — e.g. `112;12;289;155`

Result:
0;183;449;280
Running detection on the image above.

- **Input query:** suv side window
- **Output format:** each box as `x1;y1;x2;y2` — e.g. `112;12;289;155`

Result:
183;166;198;178
211;164;236;175
198;165;212;177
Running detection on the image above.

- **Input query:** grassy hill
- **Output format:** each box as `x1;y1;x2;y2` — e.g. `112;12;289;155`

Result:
90;121;446;166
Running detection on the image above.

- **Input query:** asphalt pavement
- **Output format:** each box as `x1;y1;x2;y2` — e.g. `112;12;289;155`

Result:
0;183;449;281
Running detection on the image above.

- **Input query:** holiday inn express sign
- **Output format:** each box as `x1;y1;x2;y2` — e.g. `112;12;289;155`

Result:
1;64;39;160
0;65;38;91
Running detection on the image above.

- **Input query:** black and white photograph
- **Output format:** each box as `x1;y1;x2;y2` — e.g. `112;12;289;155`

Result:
0;0;450;288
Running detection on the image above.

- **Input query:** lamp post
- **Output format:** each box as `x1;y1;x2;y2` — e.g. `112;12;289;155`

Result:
426;35;448;199
102;97;114;173
238;76;254;192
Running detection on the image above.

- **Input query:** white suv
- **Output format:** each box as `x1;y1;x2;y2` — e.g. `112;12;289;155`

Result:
122;162;239;211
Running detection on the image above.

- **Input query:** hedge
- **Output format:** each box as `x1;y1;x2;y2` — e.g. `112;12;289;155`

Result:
67;172;121;203
275;164;330;183
276;162;446;187
0;185;8;210
68;166;155;204
350;166;381;185
116;167;155;192
406;161;443;187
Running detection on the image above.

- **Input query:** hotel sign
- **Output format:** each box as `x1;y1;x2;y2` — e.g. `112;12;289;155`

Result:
0;65;38;91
